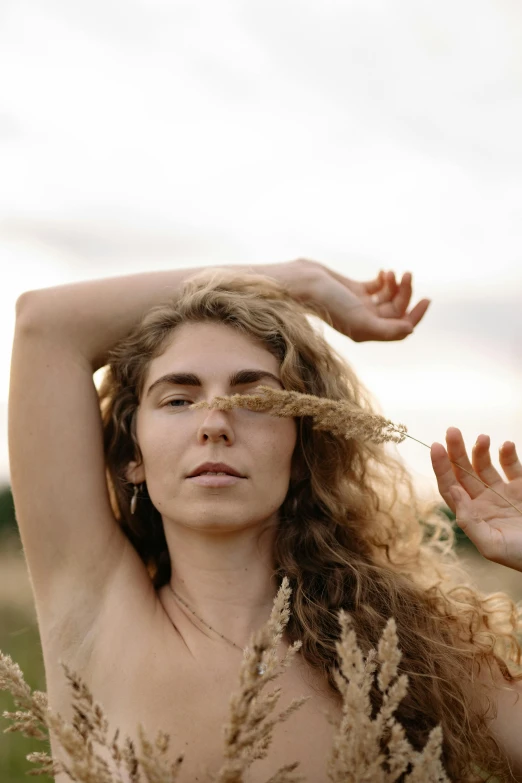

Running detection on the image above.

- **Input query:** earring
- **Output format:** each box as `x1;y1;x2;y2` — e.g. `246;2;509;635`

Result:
130;484;139;515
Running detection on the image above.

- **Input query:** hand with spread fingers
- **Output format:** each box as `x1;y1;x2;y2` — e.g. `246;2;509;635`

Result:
431;427;522;573
266;259;431;343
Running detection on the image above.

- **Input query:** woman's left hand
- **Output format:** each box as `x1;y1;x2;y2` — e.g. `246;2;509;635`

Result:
431;428;522;573
260;259;431;343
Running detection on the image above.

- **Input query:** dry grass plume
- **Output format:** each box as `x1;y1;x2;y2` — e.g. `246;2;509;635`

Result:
191;386;407;445
1;578;449;782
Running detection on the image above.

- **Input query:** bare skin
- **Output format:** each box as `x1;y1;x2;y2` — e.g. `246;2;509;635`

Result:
43;572;342;783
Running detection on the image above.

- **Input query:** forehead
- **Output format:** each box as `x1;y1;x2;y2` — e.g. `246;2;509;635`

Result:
147;321;280;380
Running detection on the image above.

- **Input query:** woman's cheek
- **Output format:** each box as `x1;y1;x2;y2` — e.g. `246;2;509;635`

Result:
142;424;183;471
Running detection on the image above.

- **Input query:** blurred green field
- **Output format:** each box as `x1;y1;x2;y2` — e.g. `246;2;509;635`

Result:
0;531;53;782
0;608;53;782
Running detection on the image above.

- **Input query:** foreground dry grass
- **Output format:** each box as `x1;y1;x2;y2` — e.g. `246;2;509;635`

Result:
1;532;519;782
1;573;450;783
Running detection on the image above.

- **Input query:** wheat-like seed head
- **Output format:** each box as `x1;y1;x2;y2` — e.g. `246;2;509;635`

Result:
191;386;407;445
326;612;449;783
216;577;308;783
1;597;451;782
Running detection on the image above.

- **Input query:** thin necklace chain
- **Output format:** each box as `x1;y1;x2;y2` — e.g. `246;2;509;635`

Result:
169;584;247;653
168;586;282;677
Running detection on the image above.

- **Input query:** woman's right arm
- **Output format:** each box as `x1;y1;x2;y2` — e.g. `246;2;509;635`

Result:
8;265;220;632
16;266;216;371
9;261;314;636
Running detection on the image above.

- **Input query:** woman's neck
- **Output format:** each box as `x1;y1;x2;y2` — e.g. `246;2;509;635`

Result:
163;521;279;649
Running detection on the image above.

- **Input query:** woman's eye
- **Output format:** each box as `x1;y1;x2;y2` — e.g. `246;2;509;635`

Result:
165;399;192;408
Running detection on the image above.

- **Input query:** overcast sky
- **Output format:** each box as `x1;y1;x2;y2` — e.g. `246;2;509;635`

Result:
1;0;521;497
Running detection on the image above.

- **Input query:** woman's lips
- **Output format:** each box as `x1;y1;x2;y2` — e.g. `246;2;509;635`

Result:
187;475;245;487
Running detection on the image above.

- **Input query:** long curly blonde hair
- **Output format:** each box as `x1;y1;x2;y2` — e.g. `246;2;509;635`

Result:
98;268;522;782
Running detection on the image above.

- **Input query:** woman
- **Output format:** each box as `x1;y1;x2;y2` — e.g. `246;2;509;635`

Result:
8;259;522;781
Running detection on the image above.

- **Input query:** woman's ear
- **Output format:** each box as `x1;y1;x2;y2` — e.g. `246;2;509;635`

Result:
125;459;146;485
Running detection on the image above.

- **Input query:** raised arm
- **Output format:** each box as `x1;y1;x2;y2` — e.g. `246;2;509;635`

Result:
9;263;241;636
7;261;316;630
16;259;429;367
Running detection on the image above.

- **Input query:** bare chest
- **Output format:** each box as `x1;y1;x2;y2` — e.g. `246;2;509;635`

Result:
42;593;342;783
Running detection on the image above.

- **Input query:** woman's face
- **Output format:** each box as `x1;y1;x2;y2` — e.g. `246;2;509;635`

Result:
128;321;297;534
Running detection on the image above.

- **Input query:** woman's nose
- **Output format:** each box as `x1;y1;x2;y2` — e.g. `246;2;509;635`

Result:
197;408;235;443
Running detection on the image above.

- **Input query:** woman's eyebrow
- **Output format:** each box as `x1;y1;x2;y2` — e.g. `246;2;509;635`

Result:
146;369;283;397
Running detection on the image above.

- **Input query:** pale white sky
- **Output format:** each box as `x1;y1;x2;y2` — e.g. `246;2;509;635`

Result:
1;0;521;497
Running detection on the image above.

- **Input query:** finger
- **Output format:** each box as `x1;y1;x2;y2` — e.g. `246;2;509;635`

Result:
499;441;522;481
445;427;484;499
390;272;412;317
386;271;399;299
362;270;385;295
471;434;504;488
373;271;398;305
405;298;431;327
431;441;463;510
379;320;414;341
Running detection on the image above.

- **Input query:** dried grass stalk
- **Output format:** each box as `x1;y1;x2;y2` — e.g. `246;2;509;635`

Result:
327;612;449;782
191;386;407;444
1;589;451;782
0;579;307;783
0;651;184;782
216;576;308;783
